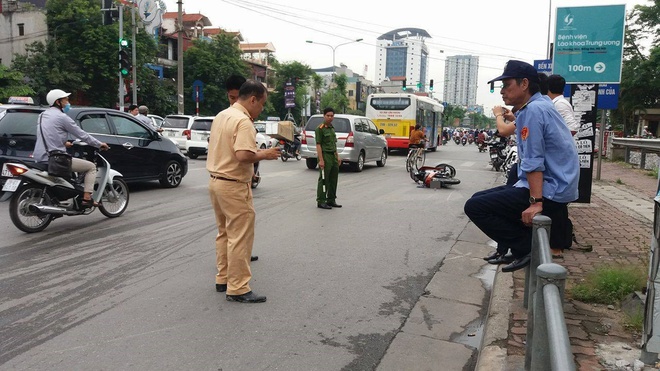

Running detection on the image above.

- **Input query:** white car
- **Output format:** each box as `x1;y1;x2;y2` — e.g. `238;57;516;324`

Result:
147;114;164;129
254;122;278;148
185;116;214;159
161;114;195;151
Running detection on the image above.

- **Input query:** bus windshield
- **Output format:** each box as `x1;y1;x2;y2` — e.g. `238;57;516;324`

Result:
369;97;411;111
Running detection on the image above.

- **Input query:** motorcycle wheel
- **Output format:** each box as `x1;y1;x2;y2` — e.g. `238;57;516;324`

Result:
281;154;288;162
251;169;261;189
99;177;129;218
296;154;301;161
434;163;457;178
9;183;53;233
415;151;426;171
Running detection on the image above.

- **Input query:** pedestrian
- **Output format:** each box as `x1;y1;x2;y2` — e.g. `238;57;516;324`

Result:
127;104;138;117
547;74;580;136
206;80;280;303
316;107;342;209
224;74;258;262
464;60;579;272
136;105;161;132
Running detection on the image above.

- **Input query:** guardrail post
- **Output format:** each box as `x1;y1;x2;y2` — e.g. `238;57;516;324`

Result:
625;146;631;164
527;263;570;371
525;215;552;309
641;148;647;169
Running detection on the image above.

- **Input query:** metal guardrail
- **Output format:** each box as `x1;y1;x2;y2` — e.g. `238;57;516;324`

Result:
522;215;576;371
611;138;660;169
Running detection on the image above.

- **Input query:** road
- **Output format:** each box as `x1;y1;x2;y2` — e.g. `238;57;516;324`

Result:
0;143;501;370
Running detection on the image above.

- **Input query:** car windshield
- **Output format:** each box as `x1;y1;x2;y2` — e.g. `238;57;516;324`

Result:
0;109;40;136
254;124;266;133
191;119;212;131
162;117;190;128
305;117;351;133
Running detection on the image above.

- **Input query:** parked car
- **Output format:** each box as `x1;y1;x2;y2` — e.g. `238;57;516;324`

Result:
147;114;164;129
161;114;195;151
300;114;388;172
254;121;278;148
0;105;188;194
185;116;214;159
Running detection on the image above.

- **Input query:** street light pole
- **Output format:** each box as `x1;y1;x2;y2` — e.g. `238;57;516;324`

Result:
306;38;363;83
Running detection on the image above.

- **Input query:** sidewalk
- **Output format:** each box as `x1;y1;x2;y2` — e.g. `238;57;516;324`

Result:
478;159;659;371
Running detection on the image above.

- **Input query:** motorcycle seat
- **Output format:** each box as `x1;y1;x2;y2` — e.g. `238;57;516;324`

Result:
32;162;49;171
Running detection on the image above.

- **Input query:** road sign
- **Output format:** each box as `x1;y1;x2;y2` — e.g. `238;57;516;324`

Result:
284;81;295;108
192;80;204;102
553;5;625;84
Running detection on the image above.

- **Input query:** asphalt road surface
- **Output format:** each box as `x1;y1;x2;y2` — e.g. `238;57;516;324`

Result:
0;142;501;370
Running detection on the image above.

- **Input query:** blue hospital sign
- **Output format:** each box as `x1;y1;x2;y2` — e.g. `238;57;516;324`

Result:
553;5;625;84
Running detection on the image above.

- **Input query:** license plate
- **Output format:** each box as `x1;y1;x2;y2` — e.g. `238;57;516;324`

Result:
168;131;176;137
490;153;498;159
2;178;20;192
1;164;12;177
201;134;209;141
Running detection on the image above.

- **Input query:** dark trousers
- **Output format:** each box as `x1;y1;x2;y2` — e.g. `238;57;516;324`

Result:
317;152;339;204
464;186;570;259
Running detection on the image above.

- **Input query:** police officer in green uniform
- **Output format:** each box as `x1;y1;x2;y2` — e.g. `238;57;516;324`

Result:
316;107;341;209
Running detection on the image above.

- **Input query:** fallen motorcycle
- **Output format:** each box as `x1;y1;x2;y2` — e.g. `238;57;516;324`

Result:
410;163;460;188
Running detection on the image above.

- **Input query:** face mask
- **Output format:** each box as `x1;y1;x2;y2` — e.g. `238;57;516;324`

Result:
62;103;71;113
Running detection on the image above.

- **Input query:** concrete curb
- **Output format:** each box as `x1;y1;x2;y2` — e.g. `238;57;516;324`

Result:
475;265;514;371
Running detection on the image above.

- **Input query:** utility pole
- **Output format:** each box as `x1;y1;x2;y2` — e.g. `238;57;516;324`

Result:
117;3;124;110
177;0;184;114
131;0;138;104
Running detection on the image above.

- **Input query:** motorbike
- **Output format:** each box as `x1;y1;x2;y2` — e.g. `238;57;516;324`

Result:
279;135;302;162
461;136;468;146
2;144;129;233
410;163;460;188
501;141;518;178
488;135;509;171
467;134;474;145
453;136;460;145
477;140;488;152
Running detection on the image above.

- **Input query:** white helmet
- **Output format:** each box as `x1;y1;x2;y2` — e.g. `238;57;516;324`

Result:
46;89;71;106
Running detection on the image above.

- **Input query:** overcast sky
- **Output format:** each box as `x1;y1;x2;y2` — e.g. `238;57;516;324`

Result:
160;0;651;115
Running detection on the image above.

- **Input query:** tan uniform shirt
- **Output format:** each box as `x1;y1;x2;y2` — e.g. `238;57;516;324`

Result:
206;103;257;183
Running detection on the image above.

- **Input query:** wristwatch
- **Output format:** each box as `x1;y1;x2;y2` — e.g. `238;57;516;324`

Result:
529;196;544;204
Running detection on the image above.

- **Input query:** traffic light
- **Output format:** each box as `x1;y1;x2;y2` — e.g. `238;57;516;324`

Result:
429;79;434;91
119;50;131;76
416;82;422;90
490;82;495;93
402;78;407;91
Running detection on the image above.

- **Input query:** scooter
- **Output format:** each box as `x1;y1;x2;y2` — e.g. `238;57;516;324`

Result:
488;135;508;171
477;140;488;152
454;136;460;145
279;135;302;162
410;163;460;188
461;136;468;146
2;144;129;233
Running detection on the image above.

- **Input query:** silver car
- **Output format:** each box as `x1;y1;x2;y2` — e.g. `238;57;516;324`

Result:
300;114;388;172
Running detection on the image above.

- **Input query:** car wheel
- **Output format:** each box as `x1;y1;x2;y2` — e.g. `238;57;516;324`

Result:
188;152;199;159
306;158;317;170
159;160;184;188
376;149;387;167
351;151;365;172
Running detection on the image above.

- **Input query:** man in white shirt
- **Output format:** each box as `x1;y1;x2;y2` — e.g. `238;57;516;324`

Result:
547;74;580;135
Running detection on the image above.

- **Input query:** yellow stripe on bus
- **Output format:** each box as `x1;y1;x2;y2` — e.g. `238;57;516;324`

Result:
373;119;416;137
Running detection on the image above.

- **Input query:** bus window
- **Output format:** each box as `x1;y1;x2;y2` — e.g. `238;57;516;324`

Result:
369;97;411;110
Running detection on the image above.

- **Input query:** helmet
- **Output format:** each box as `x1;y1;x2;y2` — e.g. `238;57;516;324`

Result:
46;89;71;106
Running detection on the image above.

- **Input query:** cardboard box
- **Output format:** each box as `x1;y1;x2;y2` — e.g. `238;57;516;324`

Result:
265;121;295;142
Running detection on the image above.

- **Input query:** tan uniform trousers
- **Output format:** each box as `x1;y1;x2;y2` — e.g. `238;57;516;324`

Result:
209;178;255;296
71;157;97;193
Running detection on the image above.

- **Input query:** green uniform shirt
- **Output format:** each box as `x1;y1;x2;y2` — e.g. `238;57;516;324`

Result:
315;124;337;153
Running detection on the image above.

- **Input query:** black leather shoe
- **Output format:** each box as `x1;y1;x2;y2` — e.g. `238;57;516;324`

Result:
317;203;332;209
487;254;515;265
226;291;267;303
501;255;531;272
327;202;342;208
483;251;505;261
251;256;258;261
215;284;227;292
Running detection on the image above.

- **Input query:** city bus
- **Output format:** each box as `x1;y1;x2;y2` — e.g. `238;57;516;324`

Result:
366;93;444;152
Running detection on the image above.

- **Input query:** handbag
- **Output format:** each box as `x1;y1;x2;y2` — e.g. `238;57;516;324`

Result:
39;114;73;178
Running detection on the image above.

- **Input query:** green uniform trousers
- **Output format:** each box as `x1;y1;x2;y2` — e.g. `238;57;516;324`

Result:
317;152;339;204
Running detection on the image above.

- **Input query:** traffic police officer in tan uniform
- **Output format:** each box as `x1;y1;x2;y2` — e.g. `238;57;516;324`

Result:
316;107;342;209
207;80;280;303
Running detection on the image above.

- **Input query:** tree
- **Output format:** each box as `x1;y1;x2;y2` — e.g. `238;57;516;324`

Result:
13;0;163;108
0;65;35;101
442;104;467;128
320;73;350;114
182;34;249;116
310;73;325;115
266;61;314;123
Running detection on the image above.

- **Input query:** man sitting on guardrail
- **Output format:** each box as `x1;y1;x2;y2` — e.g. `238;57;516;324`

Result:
464;60;579;272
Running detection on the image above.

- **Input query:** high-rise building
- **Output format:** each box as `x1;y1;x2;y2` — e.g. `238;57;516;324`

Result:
443;55;479;106
375;28;431;92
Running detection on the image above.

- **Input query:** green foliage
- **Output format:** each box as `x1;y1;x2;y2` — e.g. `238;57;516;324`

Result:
623;308;644;332
267;61;314;122
570;265;646;304
320;74;350;114
648;166;659;178
183;34;249;115
0;65;35;101
443;104;467;128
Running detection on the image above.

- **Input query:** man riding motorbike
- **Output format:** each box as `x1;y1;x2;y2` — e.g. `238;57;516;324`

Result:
33;89;109;207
